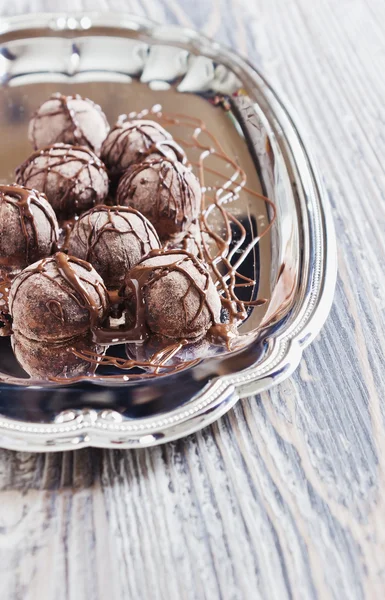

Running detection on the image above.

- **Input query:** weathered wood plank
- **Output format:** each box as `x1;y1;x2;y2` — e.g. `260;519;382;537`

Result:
0;0;384;599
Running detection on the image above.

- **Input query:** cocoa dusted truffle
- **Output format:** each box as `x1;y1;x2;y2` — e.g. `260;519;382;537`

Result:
101;117;181;177
68;205;161;289
0;184;59;274
116;158;201;242
125;250;222;340
9;253;109;342
16;143;109;219
29;93;110;156
12;332;104;380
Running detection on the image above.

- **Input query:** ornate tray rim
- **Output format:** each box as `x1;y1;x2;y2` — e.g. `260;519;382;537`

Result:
0;12;337;452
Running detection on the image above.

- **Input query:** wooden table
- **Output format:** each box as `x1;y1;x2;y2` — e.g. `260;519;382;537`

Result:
1;1;384;598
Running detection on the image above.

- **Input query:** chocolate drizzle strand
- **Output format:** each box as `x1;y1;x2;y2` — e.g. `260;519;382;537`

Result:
69;339;200;382
12;332;106;380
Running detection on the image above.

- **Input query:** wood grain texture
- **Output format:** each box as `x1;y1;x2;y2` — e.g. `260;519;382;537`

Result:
0;0;384;598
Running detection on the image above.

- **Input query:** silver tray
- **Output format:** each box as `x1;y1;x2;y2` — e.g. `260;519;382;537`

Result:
0;13;336;451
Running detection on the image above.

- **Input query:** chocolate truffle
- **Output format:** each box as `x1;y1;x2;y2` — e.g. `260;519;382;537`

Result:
16;143;109;219
12;332;104;380
101;118;179;177
125;250;221;339
68;205;161;289
29;93;110;156
9;253;109;342
116;158;201;242
0;184;59;274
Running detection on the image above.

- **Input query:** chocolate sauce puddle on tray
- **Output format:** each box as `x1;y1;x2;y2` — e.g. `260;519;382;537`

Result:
1;103;276;383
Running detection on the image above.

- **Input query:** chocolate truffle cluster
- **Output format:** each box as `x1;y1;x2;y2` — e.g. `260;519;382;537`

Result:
0;93;224;381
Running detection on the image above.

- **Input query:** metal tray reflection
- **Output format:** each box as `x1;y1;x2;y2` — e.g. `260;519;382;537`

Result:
0;13;336;451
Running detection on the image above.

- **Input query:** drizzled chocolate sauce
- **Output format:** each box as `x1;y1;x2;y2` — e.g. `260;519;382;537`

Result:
58;214;80;251
69;339;200;382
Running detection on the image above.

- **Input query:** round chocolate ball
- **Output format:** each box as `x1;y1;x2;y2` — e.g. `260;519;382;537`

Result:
125;250;221;339
68;205;161;289
9;253;109;342
29;93;110;156
101;118;177;177
12;332;104;380
0;184;59;274
116;158;201;242
16;143;109;219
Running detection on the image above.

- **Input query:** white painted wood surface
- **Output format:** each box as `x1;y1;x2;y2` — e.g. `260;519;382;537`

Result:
0;0;384;598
